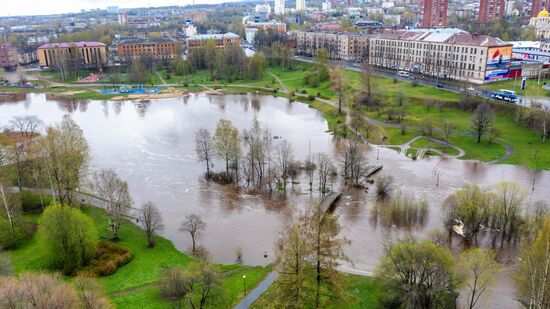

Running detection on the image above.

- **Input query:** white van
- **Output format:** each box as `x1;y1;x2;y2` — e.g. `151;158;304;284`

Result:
397;71;410;78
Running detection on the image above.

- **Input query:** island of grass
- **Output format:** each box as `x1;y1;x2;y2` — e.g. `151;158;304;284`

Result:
5;204;270;308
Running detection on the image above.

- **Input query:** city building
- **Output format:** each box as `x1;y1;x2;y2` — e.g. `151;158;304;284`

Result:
274;0;285;15
541;39;550;52
186;33;240;50
532;0;550;17
294;31;370;62
118;11;128;26
117;38;179;63
369;28;513;84
478;0;505;23
17;47;38;65
0;43;18;70
529;9;550;39
245;20;287;33
322;1;332;13
296;0;306;11
255;3;272;19
421;0;448;28
37;42;107;68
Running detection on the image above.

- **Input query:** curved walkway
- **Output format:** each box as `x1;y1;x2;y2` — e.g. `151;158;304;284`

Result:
233;271;278;309
380;135;466;159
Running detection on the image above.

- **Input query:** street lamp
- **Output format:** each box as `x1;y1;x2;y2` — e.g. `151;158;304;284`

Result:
243;275;247;296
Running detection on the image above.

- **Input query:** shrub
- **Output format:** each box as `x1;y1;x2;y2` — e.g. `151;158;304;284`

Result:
375;175;394;198
20;191;53;213
301;89;307;94
0;216;35;249
39;204;98;275
208;171;234;184
383;189;428;227
83;241;133;276
308;95;315;101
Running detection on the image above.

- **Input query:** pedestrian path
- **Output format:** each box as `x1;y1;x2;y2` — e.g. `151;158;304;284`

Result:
233;271;278;309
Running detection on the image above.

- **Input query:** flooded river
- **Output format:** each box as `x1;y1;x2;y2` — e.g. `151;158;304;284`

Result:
1;93;548;308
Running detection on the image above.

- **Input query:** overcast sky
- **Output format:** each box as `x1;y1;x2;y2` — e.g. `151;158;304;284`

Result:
1;0;238;17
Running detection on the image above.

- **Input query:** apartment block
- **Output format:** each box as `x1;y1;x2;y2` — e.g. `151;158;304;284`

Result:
37;42;107;68
478;0;505;23
186;33;241;50
369;28;512;84
294;31;370;62
0;42;18;70
421;0;448;28
117;38;179;63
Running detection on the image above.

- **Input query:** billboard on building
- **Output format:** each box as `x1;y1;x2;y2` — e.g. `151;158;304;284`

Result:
485;46;512;82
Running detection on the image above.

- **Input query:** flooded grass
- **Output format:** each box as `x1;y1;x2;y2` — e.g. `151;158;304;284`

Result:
378;189;429;228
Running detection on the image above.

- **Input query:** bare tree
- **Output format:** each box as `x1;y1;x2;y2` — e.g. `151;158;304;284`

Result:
159;268;190;309
195;128;213;175
316;153;333;195
39;115;90;205
179;214;207;254
9;115;43;137
330;67;347;114
73;275;112;309
442;120;457;143
212;119;241;176
274;140;294;192
343;137;365;185
140;201;164;248
470;104;495;143
420;116;435;137
0;177;19;243
93;168;133;241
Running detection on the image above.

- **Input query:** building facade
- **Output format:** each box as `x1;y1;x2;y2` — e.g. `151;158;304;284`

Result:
17;47;38;65
37;42;107;68
478;0;505;24
117;38;179;63
369;28;512;84
186;33;240;50
294;31;370;62
529;9;550;39
421;0;448;28
0;43;18;70
274;0;285;15
532;0;550;17
296;0;306;11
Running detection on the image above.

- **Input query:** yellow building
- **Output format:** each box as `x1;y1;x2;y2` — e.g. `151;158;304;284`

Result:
529;9;550;39
37;42;107;68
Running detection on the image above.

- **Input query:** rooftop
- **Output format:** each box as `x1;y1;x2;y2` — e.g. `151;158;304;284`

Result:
38;41;105;49
186;32;240;41
374;28;510;47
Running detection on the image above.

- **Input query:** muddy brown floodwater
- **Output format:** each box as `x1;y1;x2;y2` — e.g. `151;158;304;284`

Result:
1;93;548;308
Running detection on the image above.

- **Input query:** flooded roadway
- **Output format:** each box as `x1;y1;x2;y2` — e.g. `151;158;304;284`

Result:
1;93;548;308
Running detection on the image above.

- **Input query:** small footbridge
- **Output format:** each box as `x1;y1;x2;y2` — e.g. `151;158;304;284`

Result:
319;191;343;218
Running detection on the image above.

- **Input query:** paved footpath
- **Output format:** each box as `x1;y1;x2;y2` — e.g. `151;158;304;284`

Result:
233;271;278;309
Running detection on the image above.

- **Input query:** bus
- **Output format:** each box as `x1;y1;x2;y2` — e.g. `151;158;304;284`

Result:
491;91;518;104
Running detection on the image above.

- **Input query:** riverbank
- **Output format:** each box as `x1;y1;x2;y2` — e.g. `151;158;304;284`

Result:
3;204;270;308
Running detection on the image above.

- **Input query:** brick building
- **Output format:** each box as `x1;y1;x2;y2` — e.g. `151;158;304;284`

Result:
421;0;448;28
0;42;18;70
186;33;240;50
117;38;180;63
37;42;107;68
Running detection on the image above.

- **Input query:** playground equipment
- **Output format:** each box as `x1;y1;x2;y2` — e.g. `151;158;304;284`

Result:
100;84;161;95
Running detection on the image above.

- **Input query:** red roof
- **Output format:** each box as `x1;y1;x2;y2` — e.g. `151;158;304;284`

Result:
38;42;106;49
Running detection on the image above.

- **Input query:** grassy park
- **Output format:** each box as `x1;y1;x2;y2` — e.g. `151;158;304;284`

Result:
4;204;270;308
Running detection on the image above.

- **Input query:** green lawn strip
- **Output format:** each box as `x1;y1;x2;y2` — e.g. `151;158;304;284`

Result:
250;274;381;308
8;205;269;307
481;78;550;98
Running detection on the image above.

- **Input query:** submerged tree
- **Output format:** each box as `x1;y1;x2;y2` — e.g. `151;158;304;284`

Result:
179;213;207;254
212;119;240;177
316;153;333;195
343;137;365;185
195;128;213;175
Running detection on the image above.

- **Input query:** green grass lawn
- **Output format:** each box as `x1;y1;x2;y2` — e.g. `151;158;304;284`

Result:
482;78;550;98
250;274;381;308
7;205;270;308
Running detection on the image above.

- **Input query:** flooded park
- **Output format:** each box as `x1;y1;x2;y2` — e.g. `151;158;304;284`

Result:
1;92;549;307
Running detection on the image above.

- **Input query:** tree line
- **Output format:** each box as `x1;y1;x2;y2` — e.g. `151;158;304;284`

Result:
194;117;367;194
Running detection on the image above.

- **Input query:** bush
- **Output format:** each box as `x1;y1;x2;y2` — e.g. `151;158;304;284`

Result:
39;204;98;275
83;241;133;276
383;189;428;227
307;95;316;101
0;217;35;249
375;175;394;198
301;89;307;94
207;171;234;184
20;191;53;213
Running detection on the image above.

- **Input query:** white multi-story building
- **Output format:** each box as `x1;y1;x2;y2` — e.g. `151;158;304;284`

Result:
295;31;370;62
369;28;513;84
274;0;285;15
296;0;306;11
